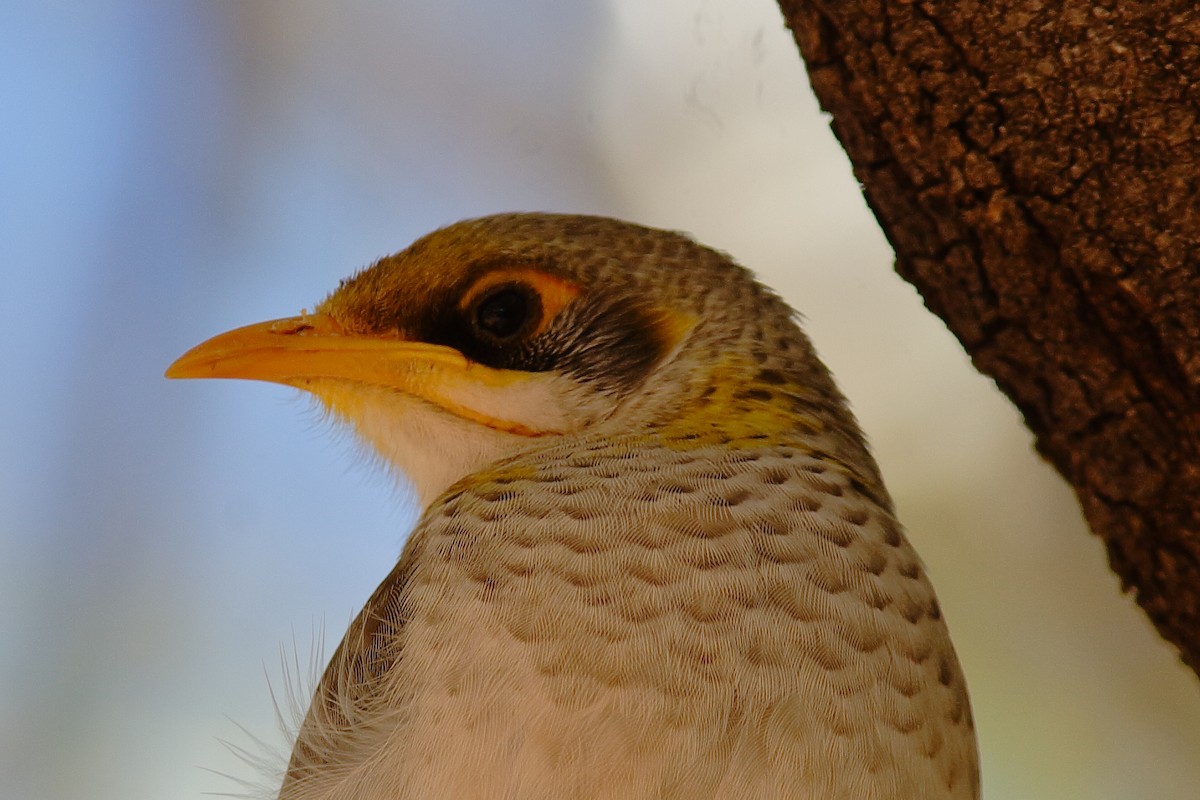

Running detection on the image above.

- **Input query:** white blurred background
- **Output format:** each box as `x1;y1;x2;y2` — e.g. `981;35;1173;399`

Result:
2;2;1197;799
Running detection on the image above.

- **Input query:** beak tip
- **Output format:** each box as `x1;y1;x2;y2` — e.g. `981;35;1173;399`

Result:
165;353;201;380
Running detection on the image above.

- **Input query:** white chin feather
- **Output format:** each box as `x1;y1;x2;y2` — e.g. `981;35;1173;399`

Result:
318;384;538;509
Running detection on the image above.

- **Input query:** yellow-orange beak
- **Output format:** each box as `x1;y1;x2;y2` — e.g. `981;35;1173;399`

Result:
166;313;558;435
167;313;471;384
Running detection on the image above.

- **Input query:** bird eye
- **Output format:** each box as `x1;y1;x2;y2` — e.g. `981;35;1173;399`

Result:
472;284;541;341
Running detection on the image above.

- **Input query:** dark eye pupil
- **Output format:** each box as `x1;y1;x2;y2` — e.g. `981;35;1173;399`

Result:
476;287;530;339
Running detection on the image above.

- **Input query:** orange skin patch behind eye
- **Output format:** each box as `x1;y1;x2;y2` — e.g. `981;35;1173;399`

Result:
459;268;582;338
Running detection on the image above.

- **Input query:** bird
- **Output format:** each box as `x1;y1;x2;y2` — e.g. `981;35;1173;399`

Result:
167;213;980;800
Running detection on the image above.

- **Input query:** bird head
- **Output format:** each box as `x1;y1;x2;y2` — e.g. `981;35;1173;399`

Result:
167;213;878;507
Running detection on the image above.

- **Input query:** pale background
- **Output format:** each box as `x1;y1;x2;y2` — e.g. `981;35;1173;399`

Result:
3;2;1198;799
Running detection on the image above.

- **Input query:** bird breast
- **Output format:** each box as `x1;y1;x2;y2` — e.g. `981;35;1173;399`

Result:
287;435;978;800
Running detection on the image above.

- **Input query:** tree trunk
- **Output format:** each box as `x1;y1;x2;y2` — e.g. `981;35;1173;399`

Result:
775;0;1200;675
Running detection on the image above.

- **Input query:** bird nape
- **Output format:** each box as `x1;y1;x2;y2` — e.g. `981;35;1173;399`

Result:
167;213;980;800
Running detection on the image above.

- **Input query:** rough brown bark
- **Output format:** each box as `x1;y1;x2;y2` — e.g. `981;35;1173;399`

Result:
776;0;1200;675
